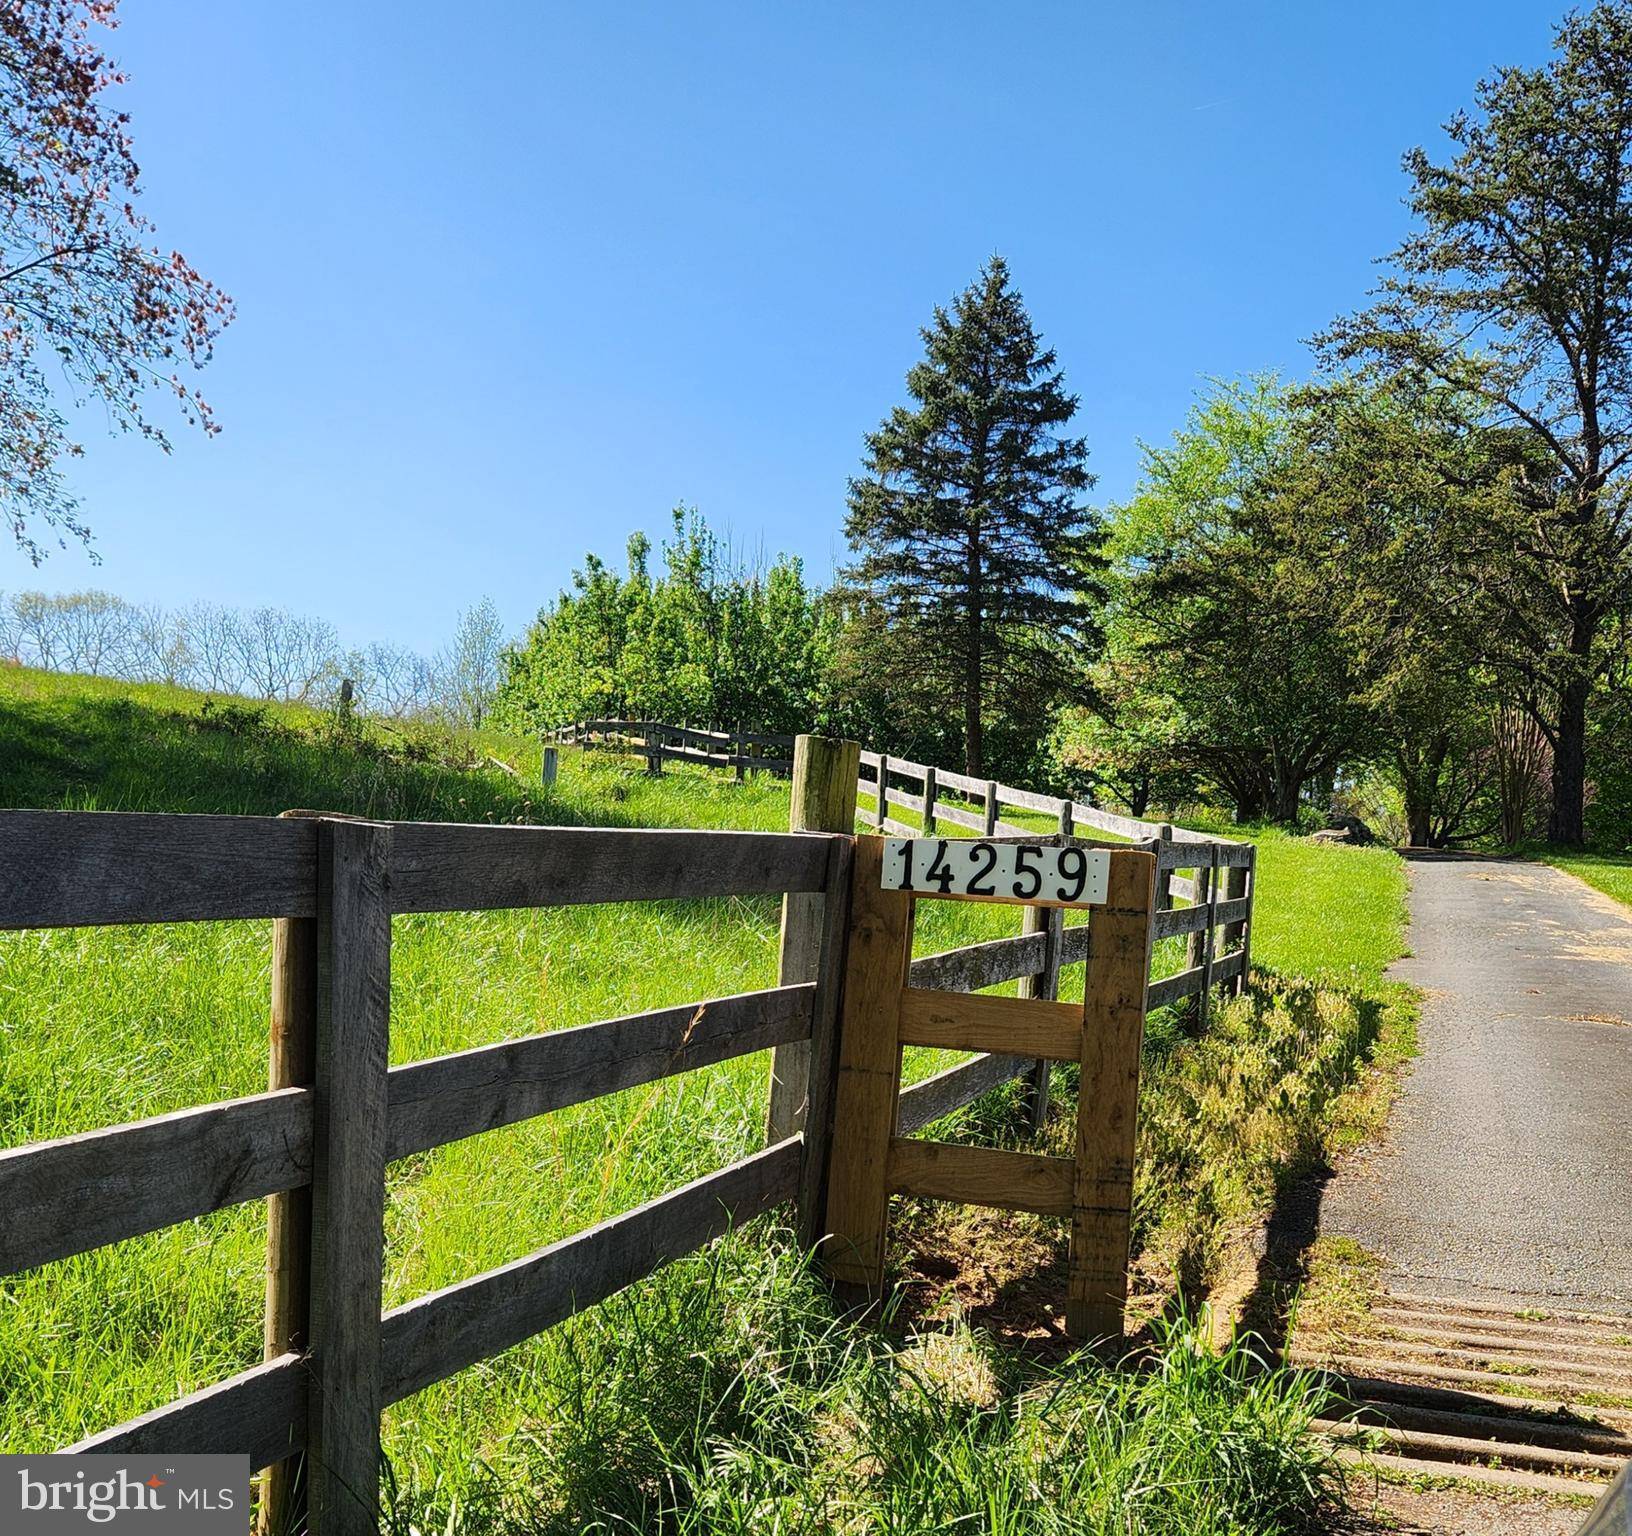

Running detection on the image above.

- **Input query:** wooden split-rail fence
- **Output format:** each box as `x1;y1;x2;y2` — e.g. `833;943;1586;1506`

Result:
551;718;796;777
0;734;1255;1536
554;720;1257;1025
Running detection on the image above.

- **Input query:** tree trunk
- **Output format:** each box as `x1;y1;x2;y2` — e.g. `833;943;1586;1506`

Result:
1398;739;1440;849
1547;672;1590;846
1234;787;1267;822
1270;771;1303;827
1546;605;1597;848
1128;778;1150;819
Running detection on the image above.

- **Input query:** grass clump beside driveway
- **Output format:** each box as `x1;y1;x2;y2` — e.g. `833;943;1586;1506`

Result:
382;1231;1345;1536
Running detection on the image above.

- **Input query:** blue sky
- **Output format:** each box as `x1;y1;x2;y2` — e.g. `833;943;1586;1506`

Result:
13;1;1563;651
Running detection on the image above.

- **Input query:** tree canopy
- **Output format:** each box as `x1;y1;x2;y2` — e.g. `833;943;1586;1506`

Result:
1322;0;1632;844
495;508;840;740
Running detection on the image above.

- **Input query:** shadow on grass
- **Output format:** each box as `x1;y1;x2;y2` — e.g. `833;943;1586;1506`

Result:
1232;989;1392;1357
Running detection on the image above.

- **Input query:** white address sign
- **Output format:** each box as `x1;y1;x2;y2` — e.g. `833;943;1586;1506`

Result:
881;838;1110;908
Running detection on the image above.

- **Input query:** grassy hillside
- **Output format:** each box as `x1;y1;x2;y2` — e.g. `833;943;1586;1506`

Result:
0;668;1409;1533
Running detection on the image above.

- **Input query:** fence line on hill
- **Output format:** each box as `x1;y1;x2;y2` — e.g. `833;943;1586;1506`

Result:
0;734;1255;1533
551;719;1256;1024
551;718;796;777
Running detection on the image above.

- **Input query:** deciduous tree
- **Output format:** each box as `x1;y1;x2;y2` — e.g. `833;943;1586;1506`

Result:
1322;0;1632;844
0;0;233;558
1106;378;1371;825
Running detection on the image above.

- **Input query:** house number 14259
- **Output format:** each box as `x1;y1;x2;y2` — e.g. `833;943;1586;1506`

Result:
881;838;1111;909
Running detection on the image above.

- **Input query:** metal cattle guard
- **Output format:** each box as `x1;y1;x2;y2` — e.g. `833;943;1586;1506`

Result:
820;835;1158;1341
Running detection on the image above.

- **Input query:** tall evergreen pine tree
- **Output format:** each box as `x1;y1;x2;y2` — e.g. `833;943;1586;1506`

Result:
843;257;1099;777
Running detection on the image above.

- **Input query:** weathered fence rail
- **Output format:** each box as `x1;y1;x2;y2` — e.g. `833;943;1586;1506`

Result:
551;722;1257;1022
1;734;1255;1532
552;718;795;776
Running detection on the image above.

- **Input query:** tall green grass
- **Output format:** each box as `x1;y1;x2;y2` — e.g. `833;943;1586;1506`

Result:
0;669;1396;1531
380;1234;1343;1536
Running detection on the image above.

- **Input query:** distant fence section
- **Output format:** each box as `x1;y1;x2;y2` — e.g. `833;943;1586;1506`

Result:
551;718;795;777
552;721;1257;1023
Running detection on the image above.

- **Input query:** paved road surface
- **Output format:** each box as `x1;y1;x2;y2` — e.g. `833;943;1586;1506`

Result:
1321;854;1632;1313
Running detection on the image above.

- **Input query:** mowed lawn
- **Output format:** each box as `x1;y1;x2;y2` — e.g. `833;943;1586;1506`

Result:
0;668;1410;1524
1527;846;1632;911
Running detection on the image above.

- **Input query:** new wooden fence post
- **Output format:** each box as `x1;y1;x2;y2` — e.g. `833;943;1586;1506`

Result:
794;834;855;1249
820;836;914;1295
766;735;861;1148
259;810;320;1536
308;818;393;1536
1017;897;1063;1134
1186;844;1218;1029
1068;849;1157;1342
921;766;937;834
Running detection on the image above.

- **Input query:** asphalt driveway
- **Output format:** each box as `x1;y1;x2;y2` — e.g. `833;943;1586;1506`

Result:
1321;853;1632;1312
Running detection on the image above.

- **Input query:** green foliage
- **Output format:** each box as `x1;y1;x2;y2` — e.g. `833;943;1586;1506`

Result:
1103;378;1371;824
495;508;840;739
1137;977;1405;1290
1050;654;1196;819
840;256;1102;781
1321;0;1632;845
1588;641;1632;851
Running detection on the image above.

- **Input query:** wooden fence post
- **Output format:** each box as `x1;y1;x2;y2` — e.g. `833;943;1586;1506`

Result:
541;745;559;787
258;811;320;1536
1186;844;1218;1029
921;766;937;834
820;837;914;1294
307;819;392;1536
1155;823;1174;911
1017;899;1063;1133
1068;849;1156;1341
766;735;861;1148
983;781;999;836
734;722;746;783
1058;800;1074;838
875;754;890;830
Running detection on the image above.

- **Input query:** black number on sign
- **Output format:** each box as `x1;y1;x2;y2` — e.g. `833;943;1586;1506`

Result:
968;841;998;895
1056;846;1087;902
924;839;955;893
1012;845;1042;899
896;840;914;890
